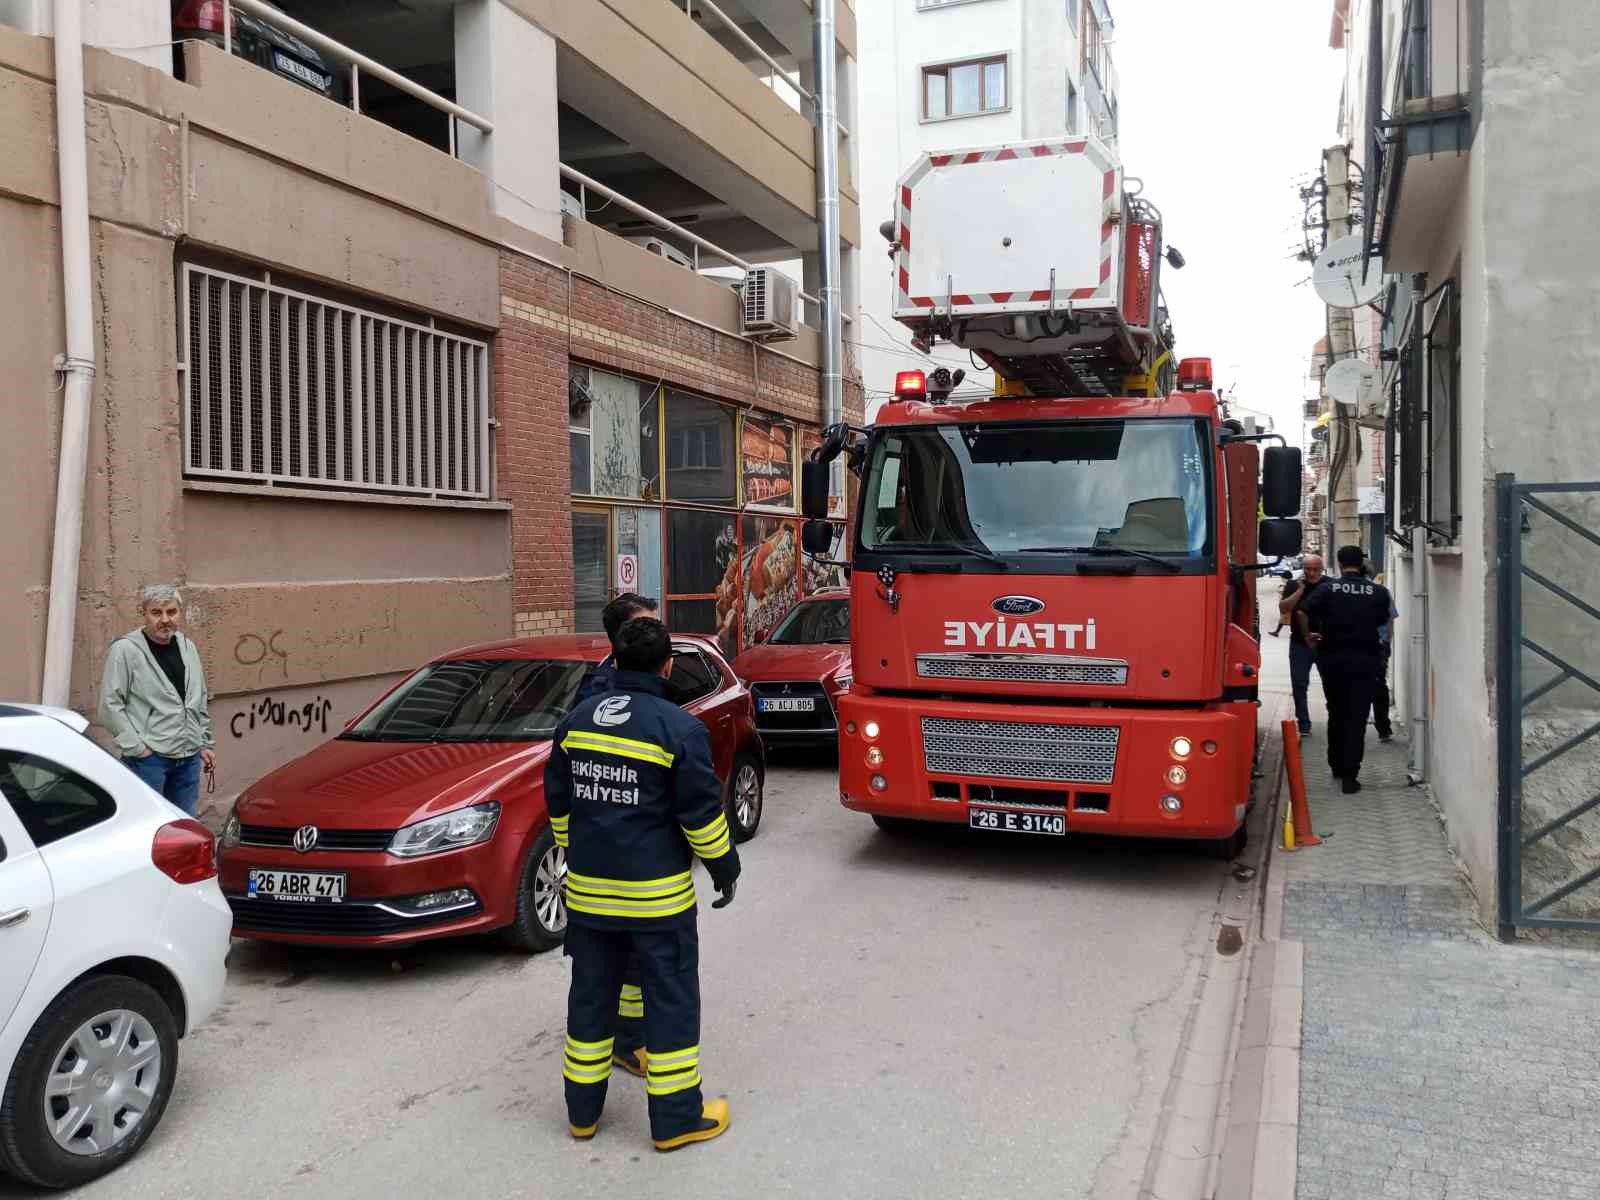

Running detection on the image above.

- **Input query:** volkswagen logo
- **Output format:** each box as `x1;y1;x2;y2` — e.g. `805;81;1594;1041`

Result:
992;595;1046;617
292;825;319;854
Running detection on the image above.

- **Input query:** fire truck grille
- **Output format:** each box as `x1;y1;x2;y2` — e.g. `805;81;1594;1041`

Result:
920;717;1119;784
917;655;1129;686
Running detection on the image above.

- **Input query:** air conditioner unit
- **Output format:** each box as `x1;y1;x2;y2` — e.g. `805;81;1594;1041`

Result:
623;235;692;270
741;266;799;341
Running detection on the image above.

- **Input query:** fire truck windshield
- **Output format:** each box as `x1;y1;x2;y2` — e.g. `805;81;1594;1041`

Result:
858;417;1213;564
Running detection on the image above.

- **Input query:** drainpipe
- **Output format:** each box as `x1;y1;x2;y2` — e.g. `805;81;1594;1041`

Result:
41;0;97;707
1407;272;1429;785
812;0;844;505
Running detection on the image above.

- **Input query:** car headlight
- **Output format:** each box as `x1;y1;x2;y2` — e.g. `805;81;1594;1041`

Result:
388;802;500;858
221;805;241;850
833;673;853;691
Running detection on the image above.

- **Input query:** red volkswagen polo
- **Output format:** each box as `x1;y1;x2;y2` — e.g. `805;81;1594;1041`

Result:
730;591;852;749
218;634;763;953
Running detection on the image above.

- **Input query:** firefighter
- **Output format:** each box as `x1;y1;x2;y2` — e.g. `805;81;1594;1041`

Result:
1295;545;1395;794
572;591;660;1078
546;616;741;1151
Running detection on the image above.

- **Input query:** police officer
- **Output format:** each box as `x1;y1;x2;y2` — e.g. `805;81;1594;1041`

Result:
1296;545;1395;794
546;617;741;1151
571;591;660;1078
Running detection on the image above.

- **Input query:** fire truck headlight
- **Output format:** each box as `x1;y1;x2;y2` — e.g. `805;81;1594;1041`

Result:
1160;794;1183;813
1166;765;1188;786
870;774;889;792
863;720;881;741
1170;736;1193;759
865;746;884;768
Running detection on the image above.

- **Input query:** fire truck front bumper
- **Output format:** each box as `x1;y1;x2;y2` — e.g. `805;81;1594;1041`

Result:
836;692;1256;840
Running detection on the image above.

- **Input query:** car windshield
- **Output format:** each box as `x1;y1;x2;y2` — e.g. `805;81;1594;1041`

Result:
768;598;850;645
857;417;1212;560
340;658;591;743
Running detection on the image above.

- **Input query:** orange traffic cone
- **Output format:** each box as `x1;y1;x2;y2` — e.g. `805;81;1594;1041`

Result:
1280;719;1321;849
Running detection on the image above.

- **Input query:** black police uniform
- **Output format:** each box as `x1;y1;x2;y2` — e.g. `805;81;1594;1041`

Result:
545;670;740;1141
571;655;647;1064
1300;571;1395;783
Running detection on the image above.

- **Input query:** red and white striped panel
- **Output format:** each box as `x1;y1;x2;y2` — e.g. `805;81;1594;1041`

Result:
896;138;1118;312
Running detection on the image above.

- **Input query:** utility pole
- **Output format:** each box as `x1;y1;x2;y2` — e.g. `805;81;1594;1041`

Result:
1323;143;1361;551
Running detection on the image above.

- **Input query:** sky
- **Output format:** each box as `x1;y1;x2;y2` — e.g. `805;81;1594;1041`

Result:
1111;0;1349;447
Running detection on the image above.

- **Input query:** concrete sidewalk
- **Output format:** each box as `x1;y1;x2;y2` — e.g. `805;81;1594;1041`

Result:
1268;715;1600;1199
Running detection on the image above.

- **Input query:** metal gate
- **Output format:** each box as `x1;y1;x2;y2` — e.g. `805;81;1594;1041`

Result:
1496;474;1600;938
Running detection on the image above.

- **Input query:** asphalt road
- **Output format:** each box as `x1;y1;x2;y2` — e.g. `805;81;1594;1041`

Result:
17;753;1255;1199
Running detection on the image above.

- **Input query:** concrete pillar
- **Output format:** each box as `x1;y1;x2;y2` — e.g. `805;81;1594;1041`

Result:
3;0;173;72
455;0;563;244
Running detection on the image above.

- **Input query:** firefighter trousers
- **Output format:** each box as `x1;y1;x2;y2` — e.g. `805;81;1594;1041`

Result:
616;953;644;1056
563;920;704;1140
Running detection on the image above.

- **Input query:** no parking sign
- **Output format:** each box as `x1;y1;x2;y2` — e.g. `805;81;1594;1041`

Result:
616;554;638;591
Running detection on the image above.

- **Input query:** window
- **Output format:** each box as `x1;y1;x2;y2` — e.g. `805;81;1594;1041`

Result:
770;598;850;645
0;752;117;847
663;649;720;707
573;509;611;633
1067;0;1078;33
664;391;736;504
341;659;592;742
572;504;665;633
181;264;491;499
570;367;661;501
1084;9;1105;84
1066;77;1079;133
922;56;1009;121
859;418;1213;561
1425;281;1460;541
668;509;738;639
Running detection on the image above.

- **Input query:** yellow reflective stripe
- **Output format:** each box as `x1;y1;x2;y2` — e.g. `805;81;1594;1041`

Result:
549;814;569;829
567;893;697;920
552;829;568;848
567;871;693;897
647;1070;702;1097
620;985;643;1001
561;731;675;768
565;1035;614;1055
618;999;644;1018
564;1062;613;1085
548;813;570;847
647;1045;699;1071
682;814;732;860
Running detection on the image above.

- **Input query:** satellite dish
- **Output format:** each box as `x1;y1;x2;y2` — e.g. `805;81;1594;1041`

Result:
1325;357;1377;407
1313;235;1384;309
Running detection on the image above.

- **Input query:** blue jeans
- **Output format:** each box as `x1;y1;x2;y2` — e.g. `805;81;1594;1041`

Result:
1289;641;1319;732
125;752;202;815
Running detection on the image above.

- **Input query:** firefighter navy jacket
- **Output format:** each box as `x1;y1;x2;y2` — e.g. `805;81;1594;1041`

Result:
545;670;740;930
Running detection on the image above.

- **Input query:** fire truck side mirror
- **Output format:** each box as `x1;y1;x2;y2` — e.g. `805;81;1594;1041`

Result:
801;520;835;557
1261;446;1303;517
1259;518;1303;559
801;459;831;520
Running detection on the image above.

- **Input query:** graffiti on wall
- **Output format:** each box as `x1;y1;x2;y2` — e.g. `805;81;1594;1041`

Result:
229;695;335;740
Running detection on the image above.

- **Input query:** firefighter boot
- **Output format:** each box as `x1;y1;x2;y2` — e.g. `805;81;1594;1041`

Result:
613;1046;649;1078
653;1099;731;1153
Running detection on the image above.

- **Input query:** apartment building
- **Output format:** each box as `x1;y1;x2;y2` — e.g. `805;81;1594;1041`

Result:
2;0;862;803
1324;0;1600;932
855;0;1117;410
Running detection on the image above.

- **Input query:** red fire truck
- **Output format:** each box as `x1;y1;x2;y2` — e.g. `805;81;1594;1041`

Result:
801;136;1302;855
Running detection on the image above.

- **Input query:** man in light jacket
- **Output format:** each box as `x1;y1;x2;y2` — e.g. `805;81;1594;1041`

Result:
99;584;216;815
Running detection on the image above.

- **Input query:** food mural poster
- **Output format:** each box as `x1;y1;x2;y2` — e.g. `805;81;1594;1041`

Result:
739;515;801;650
742;414;795;509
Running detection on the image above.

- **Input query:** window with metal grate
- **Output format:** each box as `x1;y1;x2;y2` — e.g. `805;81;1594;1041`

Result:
181;264;492;500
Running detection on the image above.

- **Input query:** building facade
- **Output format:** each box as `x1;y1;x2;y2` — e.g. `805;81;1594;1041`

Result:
855;0;1118;412
2;0;861;809
1323;0;1600;928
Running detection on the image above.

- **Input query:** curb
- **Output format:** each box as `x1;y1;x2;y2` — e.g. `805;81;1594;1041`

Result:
1213;723;1305;1200
1138;705;1286;1200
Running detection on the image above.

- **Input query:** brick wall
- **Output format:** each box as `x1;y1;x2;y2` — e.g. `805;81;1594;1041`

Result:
496;248;863;623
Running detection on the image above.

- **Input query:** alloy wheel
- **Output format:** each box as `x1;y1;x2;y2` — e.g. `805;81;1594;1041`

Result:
43;1009;162;1156
533;841;568;935
734;763;761;831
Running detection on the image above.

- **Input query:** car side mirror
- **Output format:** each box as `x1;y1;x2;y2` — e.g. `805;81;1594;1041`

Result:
801;459;830;520
1259;518;1303;559
1261;446;1303;517
801;520;834;557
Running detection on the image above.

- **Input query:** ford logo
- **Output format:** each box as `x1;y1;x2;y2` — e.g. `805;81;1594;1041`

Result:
991;595;1045;616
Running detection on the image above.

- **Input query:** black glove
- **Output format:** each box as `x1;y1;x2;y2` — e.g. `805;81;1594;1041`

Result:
711;879;737;910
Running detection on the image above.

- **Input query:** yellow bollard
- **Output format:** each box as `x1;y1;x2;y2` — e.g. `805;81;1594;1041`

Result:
1282;803;1296;851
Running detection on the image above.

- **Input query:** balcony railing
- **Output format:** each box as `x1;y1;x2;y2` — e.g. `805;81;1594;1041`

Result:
223;0;492;158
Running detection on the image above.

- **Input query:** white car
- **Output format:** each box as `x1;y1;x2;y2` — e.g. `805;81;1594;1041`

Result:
0;705;231;1190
